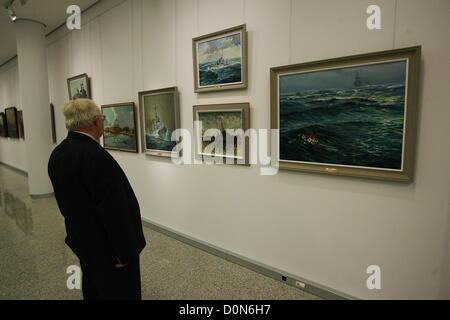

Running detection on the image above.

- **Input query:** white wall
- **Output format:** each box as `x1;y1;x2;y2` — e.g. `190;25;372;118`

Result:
0;58;27;172
2;0;449;299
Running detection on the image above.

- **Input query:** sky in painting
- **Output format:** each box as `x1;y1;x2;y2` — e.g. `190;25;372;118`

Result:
103;105;134;129
198;32;241;63
280;60;407;94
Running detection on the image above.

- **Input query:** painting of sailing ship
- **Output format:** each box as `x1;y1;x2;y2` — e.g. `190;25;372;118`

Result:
193;25;247;92
272;46;421;181
193;103;250;164
140;87;179;157
67;73;91;100
101;102;138;153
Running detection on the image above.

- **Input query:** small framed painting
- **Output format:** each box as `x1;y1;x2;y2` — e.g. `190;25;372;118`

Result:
5;107;19;139
50;103;57;143
270;46;421;182
139;87;180;157
101;102;138;153
0;112;7;137
193;24;248;93
193;103;250;165
17;110;25;140
67;73;91;100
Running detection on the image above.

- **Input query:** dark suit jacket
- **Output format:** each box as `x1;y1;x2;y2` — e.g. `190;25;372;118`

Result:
48;131;146;265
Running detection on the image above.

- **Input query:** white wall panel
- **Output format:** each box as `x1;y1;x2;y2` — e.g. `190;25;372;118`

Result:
291;0;397;62
100;0;134;103
1;0;448;299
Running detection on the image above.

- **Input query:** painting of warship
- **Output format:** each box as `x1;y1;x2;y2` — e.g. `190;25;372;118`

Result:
139;87;180;157
193;103;250;164
271;46;421;181
101;102;138;153
193;24;247;92
67;73;91;101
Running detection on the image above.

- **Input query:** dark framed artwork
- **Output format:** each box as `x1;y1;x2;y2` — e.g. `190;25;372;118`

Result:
193;24;248;93
101;102;139;153
67;73;91;100
5;107;19;139
50;103;57;143
139;87;180;157
0;112;7;137
193;103;250;165
17;110;25;140
270;46;421;182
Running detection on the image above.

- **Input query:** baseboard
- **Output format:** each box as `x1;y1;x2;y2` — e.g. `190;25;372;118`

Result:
0;161;28;176
141;218;357;300
30;192;55;199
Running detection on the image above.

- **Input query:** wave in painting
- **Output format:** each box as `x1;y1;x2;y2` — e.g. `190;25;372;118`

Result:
280;83;406;169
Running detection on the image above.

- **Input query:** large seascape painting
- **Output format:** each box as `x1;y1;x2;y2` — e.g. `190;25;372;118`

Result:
193;25;247;92
101;103;138;153
271;46;421;181
140;87;179;157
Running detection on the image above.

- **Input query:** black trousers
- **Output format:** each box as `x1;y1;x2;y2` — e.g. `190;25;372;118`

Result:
79;255;142;300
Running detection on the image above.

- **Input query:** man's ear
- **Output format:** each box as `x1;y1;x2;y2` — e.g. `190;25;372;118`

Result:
94;116;100;127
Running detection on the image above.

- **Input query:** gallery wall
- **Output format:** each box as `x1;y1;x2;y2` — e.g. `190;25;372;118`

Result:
0;58;27;172
1;0;449;299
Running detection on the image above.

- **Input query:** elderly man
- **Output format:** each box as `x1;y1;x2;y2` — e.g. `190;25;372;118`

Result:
48;99;146;300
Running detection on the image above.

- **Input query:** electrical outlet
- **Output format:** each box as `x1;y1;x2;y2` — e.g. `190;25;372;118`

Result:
295;280;306;288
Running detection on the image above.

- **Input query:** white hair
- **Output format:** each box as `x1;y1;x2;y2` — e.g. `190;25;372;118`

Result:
63;99;100;131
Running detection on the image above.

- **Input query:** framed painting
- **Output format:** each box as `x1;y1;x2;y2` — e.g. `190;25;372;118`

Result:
5;107;19;139
67;73;91;100
17;110;25;140
0;112;7;137
139;87;180;157
101;102;138;153
50;103;57;143
270;46;421;182
193;24;248;93
193;103;250;165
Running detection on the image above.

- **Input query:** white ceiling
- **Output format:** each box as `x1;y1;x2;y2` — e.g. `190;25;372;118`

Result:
0;0;99;66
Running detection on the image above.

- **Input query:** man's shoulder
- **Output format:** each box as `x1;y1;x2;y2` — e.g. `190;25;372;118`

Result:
50;137;106;165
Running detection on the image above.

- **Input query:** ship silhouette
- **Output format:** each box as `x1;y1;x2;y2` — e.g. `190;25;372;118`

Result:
353;72;372;87
104;118;134;136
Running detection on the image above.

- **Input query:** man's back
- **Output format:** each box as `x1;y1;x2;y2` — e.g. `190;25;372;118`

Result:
48;131;146;265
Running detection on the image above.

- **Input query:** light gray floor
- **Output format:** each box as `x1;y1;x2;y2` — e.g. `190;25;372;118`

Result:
0;164;319;300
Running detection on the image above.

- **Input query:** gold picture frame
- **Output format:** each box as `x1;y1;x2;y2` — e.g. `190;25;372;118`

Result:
193;24;248;93
139;87;180;157
270;46;421;182
193;102;250;165
101;102;139;153
67;73;91;101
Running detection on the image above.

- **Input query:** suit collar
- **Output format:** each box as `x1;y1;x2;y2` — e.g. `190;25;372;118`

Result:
67;131;99;144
